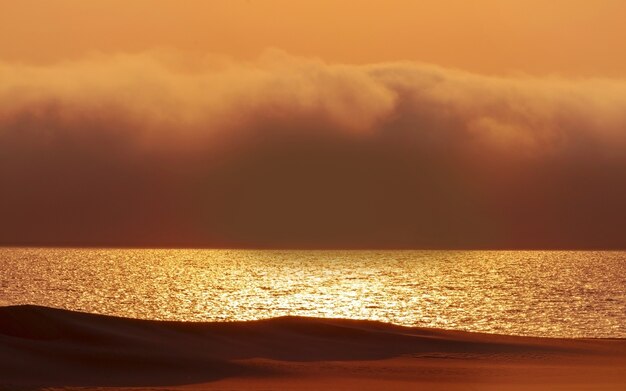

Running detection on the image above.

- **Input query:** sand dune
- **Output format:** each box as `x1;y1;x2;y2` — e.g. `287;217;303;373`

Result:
1;305;625;390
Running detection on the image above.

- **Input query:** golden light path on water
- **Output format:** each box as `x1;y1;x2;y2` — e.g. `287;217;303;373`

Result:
1;248;625;338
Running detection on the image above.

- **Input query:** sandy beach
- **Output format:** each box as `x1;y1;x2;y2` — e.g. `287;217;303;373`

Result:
1;305;625;390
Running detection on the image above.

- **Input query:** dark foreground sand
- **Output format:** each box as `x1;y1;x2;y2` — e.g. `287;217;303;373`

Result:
1;305;625;390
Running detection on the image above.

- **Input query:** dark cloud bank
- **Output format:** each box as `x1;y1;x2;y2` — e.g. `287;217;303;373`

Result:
2;51;626;248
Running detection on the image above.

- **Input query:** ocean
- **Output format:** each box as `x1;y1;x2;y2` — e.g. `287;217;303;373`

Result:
1;248;624;338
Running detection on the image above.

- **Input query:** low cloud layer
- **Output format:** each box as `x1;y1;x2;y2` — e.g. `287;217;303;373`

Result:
2;50;626;248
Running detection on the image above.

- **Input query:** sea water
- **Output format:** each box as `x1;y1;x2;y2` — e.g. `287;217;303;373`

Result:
1;248;624;338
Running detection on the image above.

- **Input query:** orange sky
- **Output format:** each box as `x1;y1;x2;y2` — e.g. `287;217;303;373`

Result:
2;1;626;248
2;0;626;76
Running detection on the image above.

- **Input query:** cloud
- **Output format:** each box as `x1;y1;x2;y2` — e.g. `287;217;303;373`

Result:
1;50;626;248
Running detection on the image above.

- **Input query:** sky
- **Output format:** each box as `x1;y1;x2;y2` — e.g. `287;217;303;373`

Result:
3;0;626;76
1;0;626;248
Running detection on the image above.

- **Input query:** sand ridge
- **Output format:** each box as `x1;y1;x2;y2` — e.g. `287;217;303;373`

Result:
1;305;625;390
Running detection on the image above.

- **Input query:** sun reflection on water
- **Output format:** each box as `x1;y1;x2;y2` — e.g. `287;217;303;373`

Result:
1;248;625;337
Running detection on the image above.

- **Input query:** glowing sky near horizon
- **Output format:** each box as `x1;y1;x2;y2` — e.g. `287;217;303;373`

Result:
1;1;626;248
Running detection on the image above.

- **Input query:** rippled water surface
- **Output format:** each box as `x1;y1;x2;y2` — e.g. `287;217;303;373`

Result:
1;248;625;337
